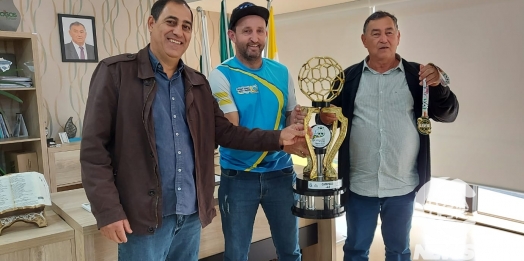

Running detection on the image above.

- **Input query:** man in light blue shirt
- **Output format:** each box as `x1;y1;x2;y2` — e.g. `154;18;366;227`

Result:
209;2;306;261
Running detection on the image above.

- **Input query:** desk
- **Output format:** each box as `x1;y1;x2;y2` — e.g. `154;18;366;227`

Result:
51;189;117;261
0;210;75;261
46;150;337;259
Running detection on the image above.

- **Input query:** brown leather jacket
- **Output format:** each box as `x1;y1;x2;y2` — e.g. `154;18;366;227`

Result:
80;45;282;235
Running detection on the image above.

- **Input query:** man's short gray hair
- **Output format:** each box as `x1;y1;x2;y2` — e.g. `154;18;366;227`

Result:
363;11;398;33
70;21;86;30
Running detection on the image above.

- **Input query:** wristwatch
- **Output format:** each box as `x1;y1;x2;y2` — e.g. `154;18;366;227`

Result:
429;63;450;87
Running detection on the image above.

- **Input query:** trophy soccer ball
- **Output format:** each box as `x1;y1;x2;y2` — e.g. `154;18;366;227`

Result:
298;57;345;102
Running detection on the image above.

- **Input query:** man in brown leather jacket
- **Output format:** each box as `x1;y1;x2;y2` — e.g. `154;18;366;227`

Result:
80;0;304;260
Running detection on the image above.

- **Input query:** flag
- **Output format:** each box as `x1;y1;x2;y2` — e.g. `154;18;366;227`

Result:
220;0;234;62
200;54;210;78
267;6;279;61
199;10;212;78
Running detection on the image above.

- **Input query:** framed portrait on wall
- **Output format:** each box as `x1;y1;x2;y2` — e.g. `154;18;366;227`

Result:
57;14;99;63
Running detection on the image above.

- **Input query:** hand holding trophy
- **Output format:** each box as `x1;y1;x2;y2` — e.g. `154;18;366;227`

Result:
291;57;348;219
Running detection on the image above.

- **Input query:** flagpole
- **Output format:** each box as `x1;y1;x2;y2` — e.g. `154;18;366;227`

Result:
197;7;212;77
222;0;231;55
266;0;273;16
263;0;273;58
368;0;375;14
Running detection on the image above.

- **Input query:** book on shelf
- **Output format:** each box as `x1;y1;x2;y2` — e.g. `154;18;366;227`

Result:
0;76;32;82
0;113;10;139
0;172;51;215
0;113;28;139
0;84;32;88
0;76;33;88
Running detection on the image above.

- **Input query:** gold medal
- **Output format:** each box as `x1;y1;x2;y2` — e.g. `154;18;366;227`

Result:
417;117;431;135
418;79;431;135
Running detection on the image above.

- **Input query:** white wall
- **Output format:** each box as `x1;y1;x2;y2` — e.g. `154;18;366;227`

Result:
274;0;524;193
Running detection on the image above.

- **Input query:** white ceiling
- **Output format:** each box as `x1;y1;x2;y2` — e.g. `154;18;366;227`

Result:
187;0;360;15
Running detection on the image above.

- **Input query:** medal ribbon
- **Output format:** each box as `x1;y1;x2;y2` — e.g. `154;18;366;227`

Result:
422;79;429;118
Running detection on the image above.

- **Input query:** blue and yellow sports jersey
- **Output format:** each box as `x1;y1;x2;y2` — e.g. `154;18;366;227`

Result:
209;56;297;172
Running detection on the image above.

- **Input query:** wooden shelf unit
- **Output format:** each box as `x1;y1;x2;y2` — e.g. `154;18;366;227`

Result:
0;31;49;184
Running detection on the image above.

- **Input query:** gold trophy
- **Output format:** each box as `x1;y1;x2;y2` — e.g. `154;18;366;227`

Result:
291;57;348;219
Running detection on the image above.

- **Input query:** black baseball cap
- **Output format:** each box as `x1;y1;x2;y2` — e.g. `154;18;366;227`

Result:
229;2;269;30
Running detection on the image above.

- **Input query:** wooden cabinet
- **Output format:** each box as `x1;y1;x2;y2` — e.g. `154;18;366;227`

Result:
51;188;117;261
47;142;81;192
0;210;75;261
0;31;49;183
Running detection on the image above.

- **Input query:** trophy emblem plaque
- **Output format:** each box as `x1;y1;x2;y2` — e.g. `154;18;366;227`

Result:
292;57;348;219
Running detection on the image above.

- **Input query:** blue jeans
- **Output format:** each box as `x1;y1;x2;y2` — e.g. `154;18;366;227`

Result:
219;167;301;261
118;212;201;261
343;190;416;261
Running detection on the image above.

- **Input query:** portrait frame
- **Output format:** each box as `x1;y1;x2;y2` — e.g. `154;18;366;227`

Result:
57;14;99;63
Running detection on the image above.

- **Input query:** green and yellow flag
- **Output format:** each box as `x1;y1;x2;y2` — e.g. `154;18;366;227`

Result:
220;0;234;62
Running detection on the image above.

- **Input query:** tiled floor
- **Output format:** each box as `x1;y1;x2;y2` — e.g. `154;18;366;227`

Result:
335;210;524;261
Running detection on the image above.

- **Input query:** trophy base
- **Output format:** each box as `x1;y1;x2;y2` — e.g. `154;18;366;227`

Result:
292;174;346;219
291;205;345;219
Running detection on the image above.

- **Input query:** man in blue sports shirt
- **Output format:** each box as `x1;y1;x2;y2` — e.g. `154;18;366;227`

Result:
208;2;306;261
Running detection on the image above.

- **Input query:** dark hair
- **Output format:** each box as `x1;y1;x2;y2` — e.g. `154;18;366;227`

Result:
151;0;193;22
363;11;398;33
69;21;85;30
